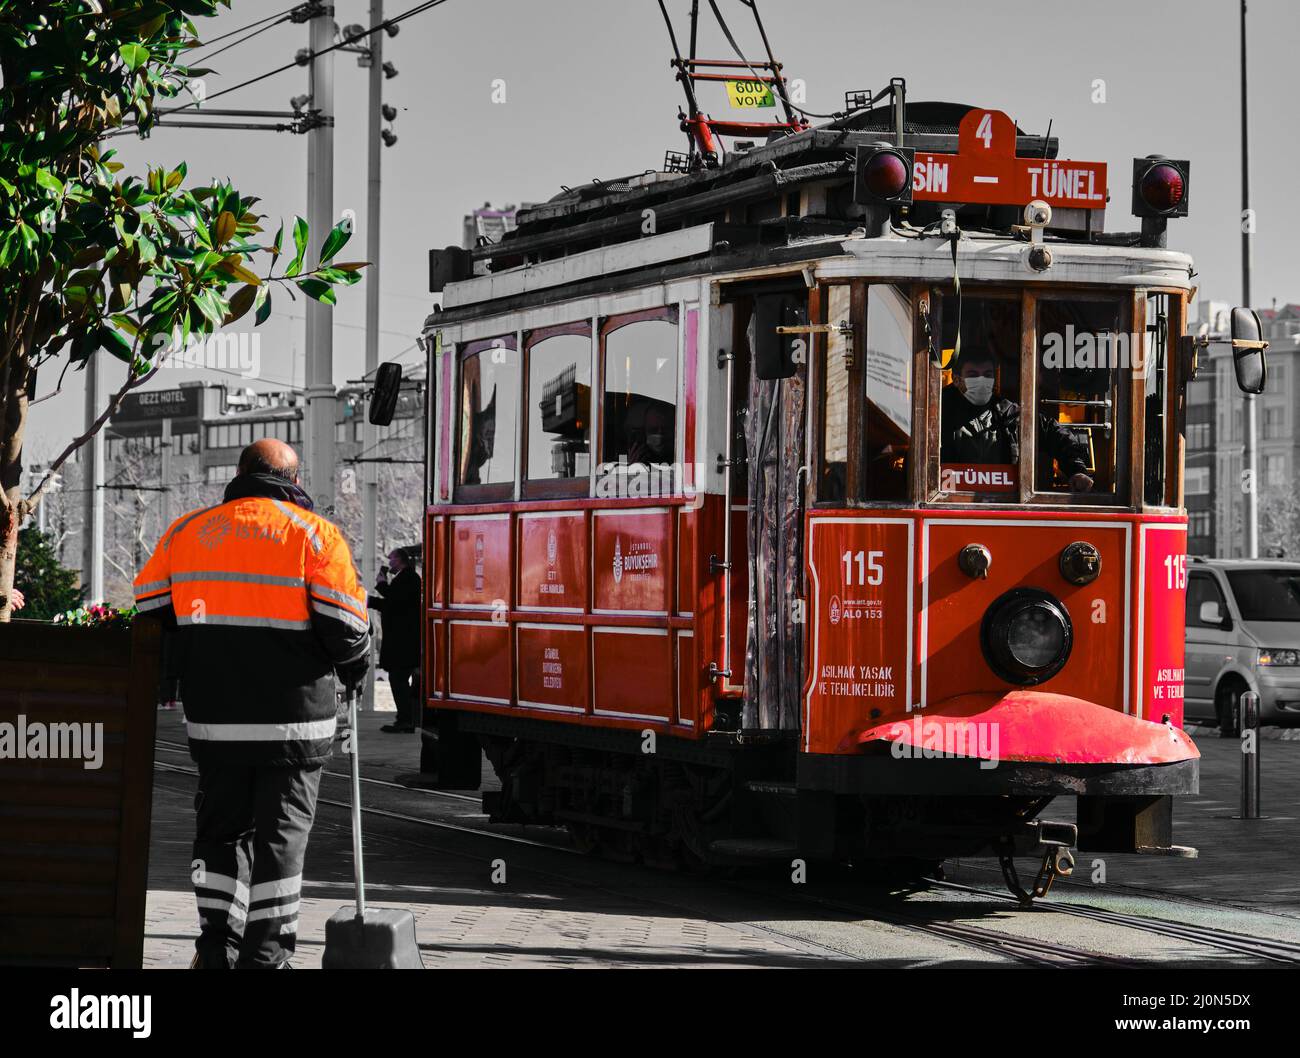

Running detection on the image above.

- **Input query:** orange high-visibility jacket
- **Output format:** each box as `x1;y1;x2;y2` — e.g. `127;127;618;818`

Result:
133;492;370;765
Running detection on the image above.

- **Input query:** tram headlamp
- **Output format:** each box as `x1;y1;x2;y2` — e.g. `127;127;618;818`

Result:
854;144;914;206
1132;156;1190;218
980;589;1073;686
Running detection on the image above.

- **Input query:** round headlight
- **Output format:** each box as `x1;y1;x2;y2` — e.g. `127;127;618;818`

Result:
980;589;1073;685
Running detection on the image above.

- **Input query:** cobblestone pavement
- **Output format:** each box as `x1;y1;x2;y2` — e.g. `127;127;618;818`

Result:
145;711;1300;968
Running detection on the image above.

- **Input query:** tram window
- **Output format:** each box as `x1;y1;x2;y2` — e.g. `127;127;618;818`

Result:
456;335;518;491
598;311;678;493
938;295;1022;496
864;285;911;501
821;284;851;502
1144;294;1169;506
525;325;592;489
1036;299;1123;495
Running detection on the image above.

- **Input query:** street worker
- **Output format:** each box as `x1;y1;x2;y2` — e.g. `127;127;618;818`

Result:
133;438;370;968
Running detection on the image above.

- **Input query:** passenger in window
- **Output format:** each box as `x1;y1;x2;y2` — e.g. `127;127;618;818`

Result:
941;348;1093;493
462;388;497;486
623;398;674;467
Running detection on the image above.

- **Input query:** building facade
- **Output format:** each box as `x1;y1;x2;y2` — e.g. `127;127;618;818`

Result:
1186;300;1300;558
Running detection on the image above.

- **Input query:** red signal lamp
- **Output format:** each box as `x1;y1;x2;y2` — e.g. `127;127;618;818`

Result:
1131;156;1190;218
854;144;914;206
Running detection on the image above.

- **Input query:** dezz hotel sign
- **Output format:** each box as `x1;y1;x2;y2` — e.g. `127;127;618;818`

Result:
912;109;1107;211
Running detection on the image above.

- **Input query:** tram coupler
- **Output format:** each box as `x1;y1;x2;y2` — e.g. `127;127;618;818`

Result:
999;823;1077;905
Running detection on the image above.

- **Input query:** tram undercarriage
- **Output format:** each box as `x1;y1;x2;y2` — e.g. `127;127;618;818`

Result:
425;709;1197;900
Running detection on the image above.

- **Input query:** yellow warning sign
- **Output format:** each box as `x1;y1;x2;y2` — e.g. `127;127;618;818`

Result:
725;80;775;109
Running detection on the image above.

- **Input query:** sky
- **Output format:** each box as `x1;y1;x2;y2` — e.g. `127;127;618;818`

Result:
24;0;1300;458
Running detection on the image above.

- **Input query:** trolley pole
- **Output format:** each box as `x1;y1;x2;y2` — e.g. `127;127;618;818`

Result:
1239;690;1261;819
304;5;337;514
80;354;104;604
1240;0;1259;559
361;0;384;713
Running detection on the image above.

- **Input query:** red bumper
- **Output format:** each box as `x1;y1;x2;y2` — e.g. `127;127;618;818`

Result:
847;690;1200;766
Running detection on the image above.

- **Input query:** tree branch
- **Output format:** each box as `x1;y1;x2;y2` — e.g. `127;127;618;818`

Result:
19;357;162;521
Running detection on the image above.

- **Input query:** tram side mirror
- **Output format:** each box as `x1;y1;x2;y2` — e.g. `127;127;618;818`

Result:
369;362;403;426
1230;307;1269;395
753;295;805;381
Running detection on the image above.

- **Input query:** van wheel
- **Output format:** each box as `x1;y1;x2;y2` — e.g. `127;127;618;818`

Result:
1216;680;1245;737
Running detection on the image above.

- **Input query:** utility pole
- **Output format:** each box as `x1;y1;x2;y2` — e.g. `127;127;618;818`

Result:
1240;0;1258;559
304;4;337;514
160;418;172;531
361;0;384;711
81;356;104;604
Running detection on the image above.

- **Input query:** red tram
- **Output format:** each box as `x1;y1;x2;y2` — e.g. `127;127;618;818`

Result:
373;61;1270;895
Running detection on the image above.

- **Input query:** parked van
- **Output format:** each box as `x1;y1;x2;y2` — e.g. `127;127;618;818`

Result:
1184;558;1300;734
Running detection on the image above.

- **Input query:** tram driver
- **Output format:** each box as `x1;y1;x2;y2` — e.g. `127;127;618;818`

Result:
941;347;1094;493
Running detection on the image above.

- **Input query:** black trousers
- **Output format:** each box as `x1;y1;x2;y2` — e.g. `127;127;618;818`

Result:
192;761;323;968
387;667;418;728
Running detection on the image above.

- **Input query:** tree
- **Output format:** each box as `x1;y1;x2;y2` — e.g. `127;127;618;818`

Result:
0;1;366;620
14;525;81;619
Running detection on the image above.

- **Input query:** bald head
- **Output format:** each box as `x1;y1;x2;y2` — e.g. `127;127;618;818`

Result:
238;438;300;483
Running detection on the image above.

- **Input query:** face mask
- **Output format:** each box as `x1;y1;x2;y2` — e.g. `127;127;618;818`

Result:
646;433;664;451
962;377;995;406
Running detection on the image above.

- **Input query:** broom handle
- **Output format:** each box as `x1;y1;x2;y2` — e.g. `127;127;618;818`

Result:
349;687;366;921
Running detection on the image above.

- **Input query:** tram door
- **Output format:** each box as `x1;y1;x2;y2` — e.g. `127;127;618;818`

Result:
729;288;808;732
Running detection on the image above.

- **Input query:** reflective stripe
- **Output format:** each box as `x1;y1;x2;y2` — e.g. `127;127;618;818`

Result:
164;505;221;551
176;614;311;630
311;597;370;634
134;579;171;595
196;895;247;915
187;718;337;742
135;593;173;612
246;899;300;923
279;918;299;936
249;875;302;903
197;872;248;904
173;570;306;588
272;499;322;553
308;581;368;614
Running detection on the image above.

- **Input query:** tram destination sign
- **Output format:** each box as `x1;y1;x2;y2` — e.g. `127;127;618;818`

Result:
911;109;1107;211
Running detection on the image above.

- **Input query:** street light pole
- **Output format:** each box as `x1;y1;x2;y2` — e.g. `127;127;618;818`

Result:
304;5;337;515
1240;0;1259;559
80;355;104;604
361;0;384;712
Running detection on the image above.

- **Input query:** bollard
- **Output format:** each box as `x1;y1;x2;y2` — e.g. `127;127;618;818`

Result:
1239;690;1261;819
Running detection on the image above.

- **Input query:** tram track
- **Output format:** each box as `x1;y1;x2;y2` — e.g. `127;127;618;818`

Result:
151;745;1217;968
928;876;1300;965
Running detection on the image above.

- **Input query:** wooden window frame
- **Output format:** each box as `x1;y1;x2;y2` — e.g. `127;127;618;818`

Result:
521;320;594;500
596;305;682;490
452;333;518;504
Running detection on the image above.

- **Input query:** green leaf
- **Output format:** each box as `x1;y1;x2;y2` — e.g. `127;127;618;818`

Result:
224;284;258;325
99;325;135;364
318;219;351;263
254;286;272;326
194;288;226;330
35;168;64;195
286;216;308;278
120;44;151;72
296;278;336;305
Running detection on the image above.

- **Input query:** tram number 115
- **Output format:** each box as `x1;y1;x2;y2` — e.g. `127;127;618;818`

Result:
843;550;885;587
1163;553;1188;591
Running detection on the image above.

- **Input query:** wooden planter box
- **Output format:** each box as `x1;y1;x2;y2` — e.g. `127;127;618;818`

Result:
0;617;161;967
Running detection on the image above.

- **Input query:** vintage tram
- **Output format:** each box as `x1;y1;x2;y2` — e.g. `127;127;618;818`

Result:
376;62;1269;895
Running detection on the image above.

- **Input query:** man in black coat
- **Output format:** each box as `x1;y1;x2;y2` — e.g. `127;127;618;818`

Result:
941;347;1094;493
369;547;422;733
